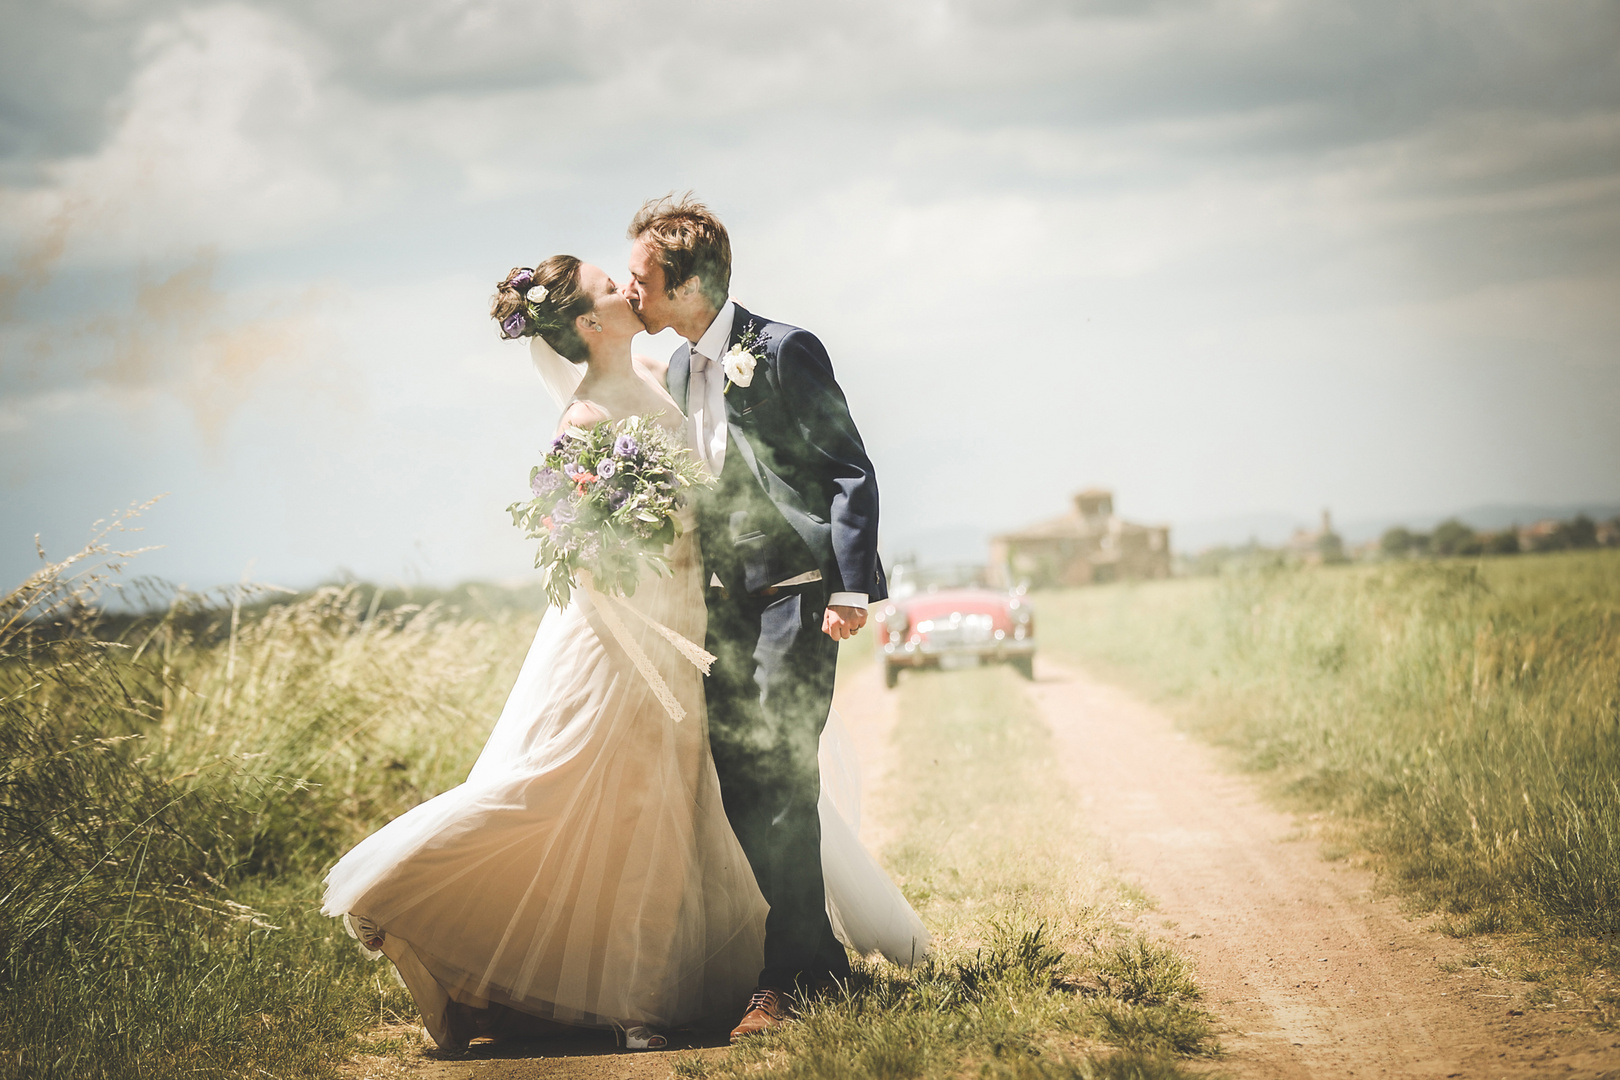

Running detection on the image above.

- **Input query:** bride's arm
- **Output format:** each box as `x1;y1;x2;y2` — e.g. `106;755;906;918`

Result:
557;400;609;435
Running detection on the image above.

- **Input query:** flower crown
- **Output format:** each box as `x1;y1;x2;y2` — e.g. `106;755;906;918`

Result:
498;267;554;340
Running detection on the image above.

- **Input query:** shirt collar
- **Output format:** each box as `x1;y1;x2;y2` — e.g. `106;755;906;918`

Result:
690;299;736;365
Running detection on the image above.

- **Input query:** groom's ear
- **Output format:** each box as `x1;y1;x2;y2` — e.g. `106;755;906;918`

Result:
678;275;702;299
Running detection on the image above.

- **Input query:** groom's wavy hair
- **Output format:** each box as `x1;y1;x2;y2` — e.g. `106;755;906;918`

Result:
490;255;595;362
628;193;731;309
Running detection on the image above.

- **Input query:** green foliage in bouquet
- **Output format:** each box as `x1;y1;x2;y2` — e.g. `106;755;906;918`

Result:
508;416;709;609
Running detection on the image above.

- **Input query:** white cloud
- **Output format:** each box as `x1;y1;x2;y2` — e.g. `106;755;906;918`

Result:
3;0;1619;585
12;8;342;253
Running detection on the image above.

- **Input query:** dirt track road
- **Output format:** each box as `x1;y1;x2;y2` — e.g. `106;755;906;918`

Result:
1033;660;1620;1079
353;658;1618;1079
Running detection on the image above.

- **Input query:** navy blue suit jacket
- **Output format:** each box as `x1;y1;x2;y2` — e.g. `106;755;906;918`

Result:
667;304;886;604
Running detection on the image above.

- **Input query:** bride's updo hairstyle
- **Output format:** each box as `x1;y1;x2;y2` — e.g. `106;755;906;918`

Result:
490;255;595;362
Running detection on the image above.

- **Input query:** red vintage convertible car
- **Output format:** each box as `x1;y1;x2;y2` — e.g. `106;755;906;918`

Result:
872;564;1035;688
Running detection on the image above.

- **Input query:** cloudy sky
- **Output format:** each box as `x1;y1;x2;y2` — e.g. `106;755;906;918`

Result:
2;0;1617;590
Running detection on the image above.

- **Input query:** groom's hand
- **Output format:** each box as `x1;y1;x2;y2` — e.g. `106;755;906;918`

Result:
823;605;867;641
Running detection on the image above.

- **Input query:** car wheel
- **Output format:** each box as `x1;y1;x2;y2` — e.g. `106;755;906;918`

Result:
1011;654;1035;680
884;663;900;689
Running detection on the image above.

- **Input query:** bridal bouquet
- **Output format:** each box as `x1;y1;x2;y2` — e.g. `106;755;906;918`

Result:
509;416;708;609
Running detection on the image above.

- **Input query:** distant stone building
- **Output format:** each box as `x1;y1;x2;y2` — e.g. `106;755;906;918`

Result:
1519;519;1564;550
1287;509;1347;565
988;489;1171;588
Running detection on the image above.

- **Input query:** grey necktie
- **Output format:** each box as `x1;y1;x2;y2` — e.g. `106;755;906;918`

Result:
689;346;725;472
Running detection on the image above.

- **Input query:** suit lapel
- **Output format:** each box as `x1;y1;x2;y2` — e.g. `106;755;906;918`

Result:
721;303;762;425
727;303;754;353
726;410;764;484
721;303;767;482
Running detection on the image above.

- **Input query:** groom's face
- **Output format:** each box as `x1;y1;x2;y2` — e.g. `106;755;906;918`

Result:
626;239;674;334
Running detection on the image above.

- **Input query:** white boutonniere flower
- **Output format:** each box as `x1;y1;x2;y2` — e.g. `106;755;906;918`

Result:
721;323;767;394
722;343;758;389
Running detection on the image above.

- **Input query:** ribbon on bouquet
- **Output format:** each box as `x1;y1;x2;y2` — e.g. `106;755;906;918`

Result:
582;577;716;723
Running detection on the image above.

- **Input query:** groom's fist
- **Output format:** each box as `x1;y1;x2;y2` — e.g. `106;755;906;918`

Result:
823;605;867;641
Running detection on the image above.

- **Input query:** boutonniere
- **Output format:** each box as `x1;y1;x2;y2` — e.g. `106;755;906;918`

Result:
721;323;766;394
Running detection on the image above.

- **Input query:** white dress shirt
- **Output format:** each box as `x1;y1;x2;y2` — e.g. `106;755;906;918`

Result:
689;302;866;611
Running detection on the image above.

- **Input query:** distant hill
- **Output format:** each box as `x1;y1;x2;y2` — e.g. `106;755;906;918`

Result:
1169;514;1304;553
881;524;992;566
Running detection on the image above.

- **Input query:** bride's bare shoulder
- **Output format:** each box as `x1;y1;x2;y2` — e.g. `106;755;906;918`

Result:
632;352;668;384
558;399;610;434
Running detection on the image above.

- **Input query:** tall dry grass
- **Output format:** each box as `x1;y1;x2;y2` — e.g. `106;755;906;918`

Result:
0;511;536;1078
1038;551;1620;959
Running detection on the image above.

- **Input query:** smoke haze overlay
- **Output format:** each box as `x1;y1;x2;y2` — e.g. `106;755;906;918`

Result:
2;0;1617;589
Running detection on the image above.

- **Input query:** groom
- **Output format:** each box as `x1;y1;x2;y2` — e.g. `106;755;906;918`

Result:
624;195;885;1041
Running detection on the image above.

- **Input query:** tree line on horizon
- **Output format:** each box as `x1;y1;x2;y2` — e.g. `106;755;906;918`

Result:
1184;511;1617;576
1380;512;1616;559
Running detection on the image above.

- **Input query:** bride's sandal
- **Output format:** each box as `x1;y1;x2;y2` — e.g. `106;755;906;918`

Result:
614;1024;667;1050
342;913;386;957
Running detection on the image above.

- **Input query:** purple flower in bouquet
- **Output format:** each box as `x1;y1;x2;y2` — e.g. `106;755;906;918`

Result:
531;468;562;497
508;413;710;611
501;311;526;339
509;269;533;293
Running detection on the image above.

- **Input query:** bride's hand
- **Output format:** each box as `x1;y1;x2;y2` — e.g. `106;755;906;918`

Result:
823;605;867;641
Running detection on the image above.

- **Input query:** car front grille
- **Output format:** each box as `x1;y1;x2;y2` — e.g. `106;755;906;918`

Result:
917;612;995;647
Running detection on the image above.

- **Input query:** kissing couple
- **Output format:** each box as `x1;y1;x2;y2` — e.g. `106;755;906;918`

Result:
321;195;928;1051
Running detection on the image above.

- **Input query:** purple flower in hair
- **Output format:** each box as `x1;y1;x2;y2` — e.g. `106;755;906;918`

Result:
510;269;533;293
501;311;526;339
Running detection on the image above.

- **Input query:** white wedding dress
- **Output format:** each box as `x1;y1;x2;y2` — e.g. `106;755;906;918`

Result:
321;376;927;1043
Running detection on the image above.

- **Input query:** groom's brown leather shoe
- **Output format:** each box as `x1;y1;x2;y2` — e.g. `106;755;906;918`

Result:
729;987;789;1042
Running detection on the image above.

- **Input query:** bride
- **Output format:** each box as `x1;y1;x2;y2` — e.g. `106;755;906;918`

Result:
320;255;927;1051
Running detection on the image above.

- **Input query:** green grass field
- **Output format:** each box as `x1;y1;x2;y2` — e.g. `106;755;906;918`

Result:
1037;549;1620;1016
2;528;1214;1079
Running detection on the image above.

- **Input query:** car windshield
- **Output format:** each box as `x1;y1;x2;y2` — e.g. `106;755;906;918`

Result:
889;563;990;599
